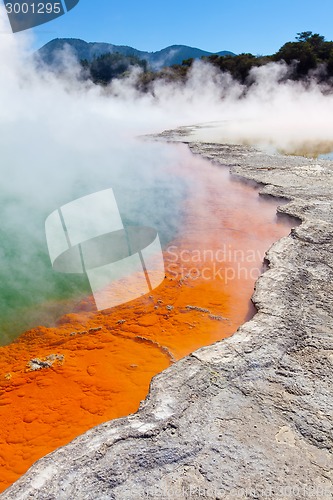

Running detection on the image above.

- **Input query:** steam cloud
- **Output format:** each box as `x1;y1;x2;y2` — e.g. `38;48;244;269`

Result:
0;9;332;343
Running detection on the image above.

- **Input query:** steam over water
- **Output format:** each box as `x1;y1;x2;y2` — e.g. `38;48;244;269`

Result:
0;141;187;343
0;12;333;342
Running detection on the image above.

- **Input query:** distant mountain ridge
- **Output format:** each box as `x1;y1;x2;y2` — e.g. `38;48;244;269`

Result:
36;38;236;69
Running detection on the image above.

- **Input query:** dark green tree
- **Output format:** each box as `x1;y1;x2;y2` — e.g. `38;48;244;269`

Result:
82;53;147;85
296;31;314;42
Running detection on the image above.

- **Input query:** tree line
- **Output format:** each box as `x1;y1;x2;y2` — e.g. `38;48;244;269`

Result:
81;32;333;87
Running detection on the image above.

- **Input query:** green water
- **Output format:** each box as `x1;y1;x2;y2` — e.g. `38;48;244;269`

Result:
0;222;91;345
0;180;186;346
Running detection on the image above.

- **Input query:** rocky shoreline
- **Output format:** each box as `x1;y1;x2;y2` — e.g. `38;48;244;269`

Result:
2;139;333;500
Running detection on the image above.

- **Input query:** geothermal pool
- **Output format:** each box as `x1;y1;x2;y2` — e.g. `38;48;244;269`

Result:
0;144;296;491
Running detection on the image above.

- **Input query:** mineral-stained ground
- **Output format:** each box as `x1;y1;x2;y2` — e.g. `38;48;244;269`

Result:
2;137;333;500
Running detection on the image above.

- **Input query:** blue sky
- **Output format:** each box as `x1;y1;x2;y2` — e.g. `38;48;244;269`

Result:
29;0;333;54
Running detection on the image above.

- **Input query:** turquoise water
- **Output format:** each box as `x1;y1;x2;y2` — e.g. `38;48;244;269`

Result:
0;198;90;344
0;177;186;345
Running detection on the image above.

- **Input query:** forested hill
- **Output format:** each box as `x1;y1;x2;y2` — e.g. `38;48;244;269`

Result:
37;38;235;69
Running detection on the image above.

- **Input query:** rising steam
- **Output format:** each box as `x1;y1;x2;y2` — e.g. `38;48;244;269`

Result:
0;8;332;343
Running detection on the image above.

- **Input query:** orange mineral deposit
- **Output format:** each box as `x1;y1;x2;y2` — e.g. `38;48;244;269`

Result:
0;145;296;491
